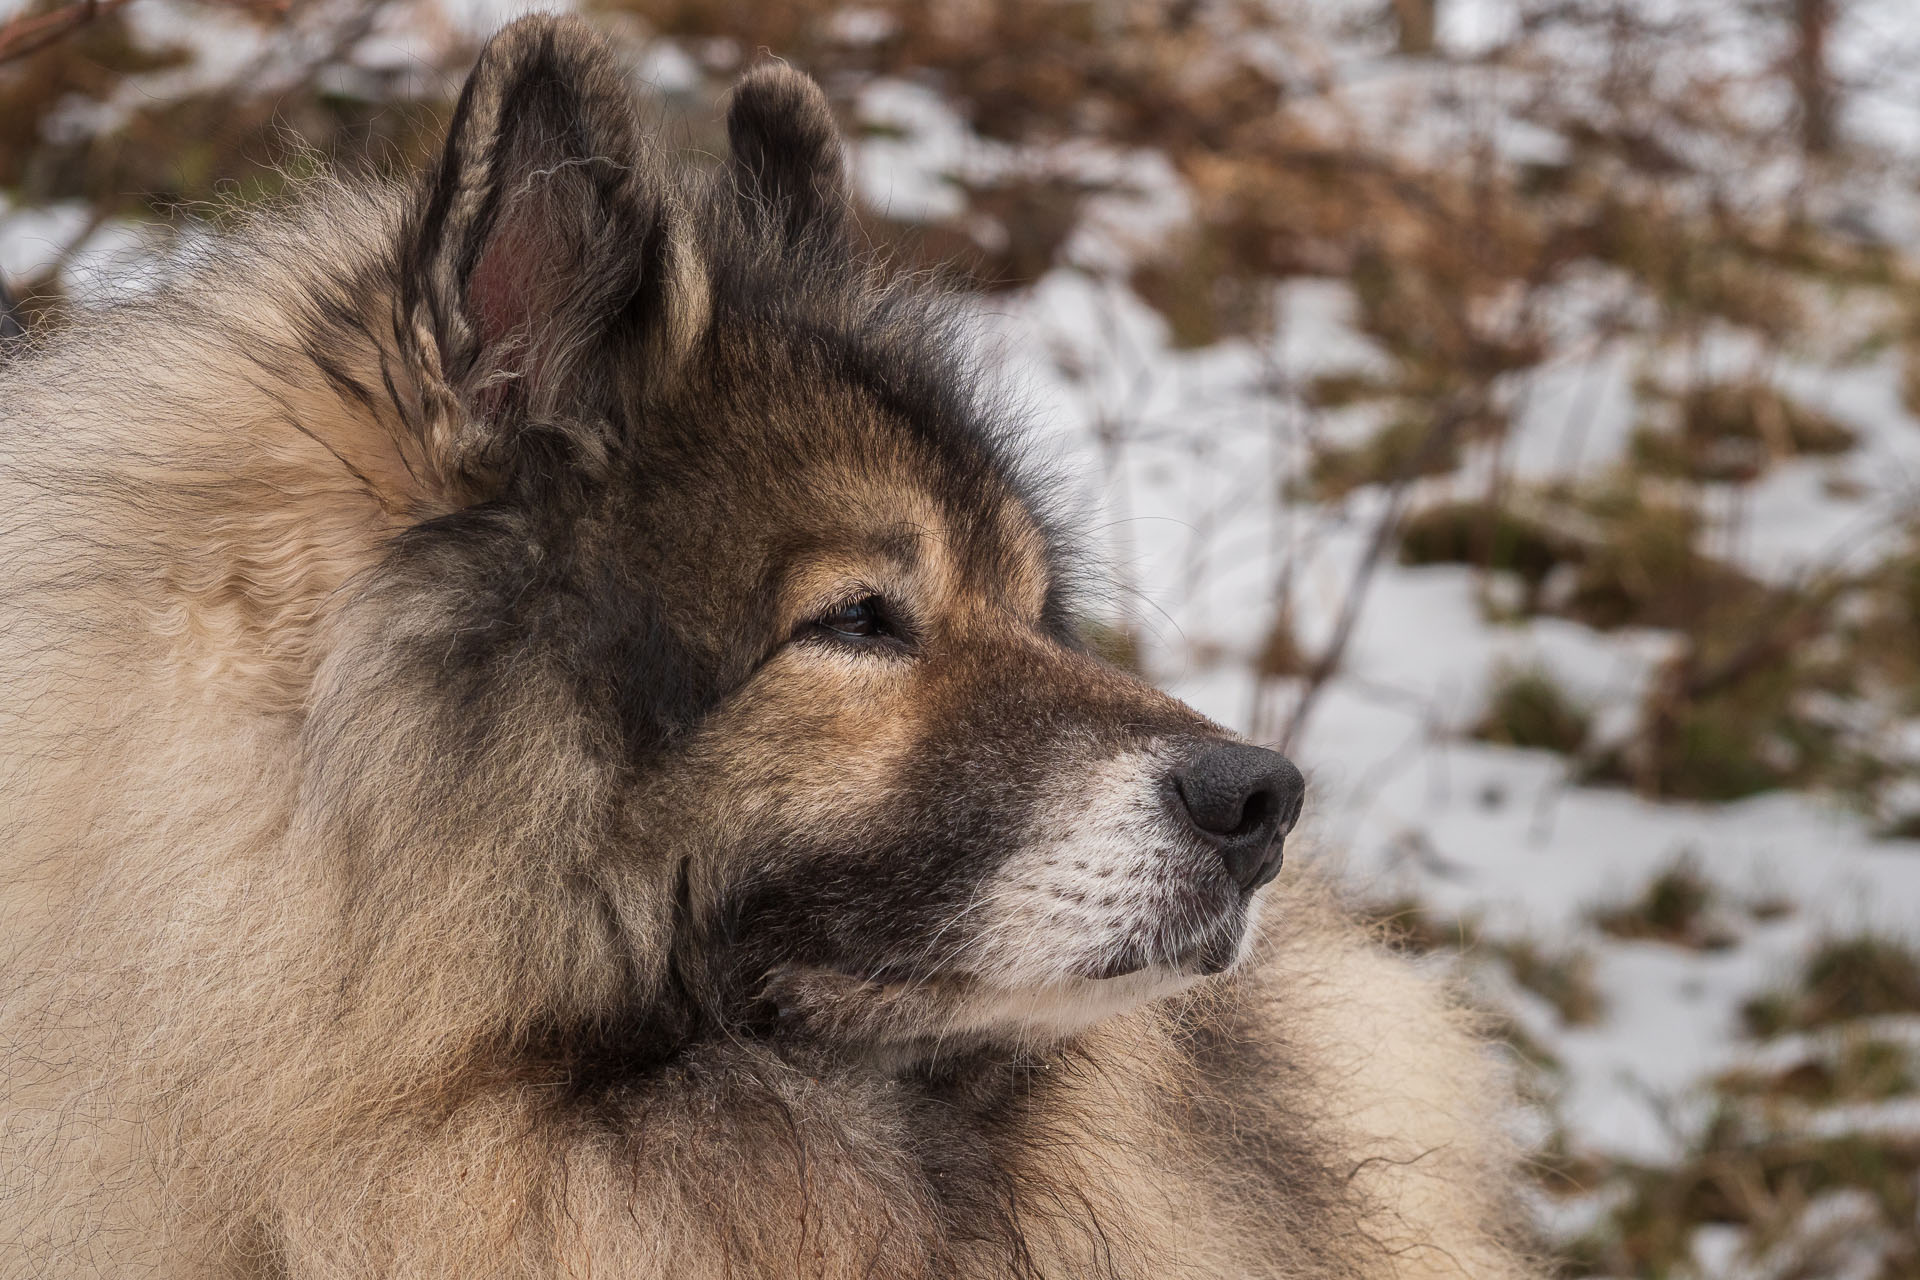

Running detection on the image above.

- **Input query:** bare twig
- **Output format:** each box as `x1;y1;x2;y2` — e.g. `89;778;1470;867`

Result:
0;0;131;66
0;0;292;67
1279;393;1476;754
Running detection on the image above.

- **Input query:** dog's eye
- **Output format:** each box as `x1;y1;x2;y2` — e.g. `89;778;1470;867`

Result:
814;595;892;641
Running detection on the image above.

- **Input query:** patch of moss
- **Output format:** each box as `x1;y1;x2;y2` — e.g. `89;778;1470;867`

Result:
1742;934;1920;1037
1473;667;1591;755
1398;501;1580;605
1592;860;1736;950
1491;937;1605;1026
1719;1037;1915;1105
1631;382;1856;484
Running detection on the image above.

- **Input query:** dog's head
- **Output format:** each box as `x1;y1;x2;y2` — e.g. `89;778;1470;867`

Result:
301;16;1303;1070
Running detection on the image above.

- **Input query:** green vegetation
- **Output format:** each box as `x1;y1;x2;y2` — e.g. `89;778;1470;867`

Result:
1743;934;1920;1038
1592;860;1737;951
1631;381;1857;484
1473;667;1591;755
1398;501;1579;611
1719;1037;1915;1105
1490;937;1605;1026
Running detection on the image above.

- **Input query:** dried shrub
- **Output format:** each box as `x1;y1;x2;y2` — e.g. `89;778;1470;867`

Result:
1744;934;1920;1037
1631;382;1857;484
1397;500;1581;607
1474;667;1591;756
1719;1037;1915;1105
1491;937;1605;1026
1592;860;1736;951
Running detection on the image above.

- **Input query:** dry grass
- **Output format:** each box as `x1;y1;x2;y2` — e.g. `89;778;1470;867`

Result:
1473;667;1592;756
1631;381;1858;484
1548;935;1920;1277
1592;859;1739;951
1744;935;1920;1038
1558;1116;1920;1278
0;1;457;317
1719;1037;1915;1106
1491;937;1606;1027
1399;500;1581;603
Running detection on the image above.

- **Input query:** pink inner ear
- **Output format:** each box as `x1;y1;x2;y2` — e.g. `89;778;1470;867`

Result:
465;201;561;389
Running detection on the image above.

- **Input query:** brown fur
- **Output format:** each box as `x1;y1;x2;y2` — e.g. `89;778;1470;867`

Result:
0;16;1537;1278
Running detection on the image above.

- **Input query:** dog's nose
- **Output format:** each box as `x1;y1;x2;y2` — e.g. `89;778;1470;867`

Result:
1168;742;1305;894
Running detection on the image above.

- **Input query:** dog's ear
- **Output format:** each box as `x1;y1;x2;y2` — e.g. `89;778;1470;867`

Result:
399;15;707;497
726;64;851;253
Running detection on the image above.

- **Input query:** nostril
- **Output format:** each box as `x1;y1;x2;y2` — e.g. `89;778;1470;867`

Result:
1231;786;1277;839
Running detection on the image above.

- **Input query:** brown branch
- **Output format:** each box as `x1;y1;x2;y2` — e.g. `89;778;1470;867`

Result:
1278;392;1476;754
0;0;289;66
0;0;132;66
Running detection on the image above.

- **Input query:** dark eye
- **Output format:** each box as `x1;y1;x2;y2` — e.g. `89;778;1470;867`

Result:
814;595;892;641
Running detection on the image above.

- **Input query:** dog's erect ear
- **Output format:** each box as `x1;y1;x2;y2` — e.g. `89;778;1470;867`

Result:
726;64;851;252
400;15;707;495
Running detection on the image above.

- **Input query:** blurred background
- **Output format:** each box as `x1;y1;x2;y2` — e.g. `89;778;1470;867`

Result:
4;0;1920;1272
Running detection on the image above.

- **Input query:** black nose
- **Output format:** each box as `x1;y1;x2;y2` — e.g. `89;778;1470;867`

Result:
1168;742;1305;894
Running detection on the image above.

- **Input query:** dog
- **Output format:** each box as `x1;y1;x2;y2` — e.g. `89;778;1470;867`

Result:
0;15;1533;1277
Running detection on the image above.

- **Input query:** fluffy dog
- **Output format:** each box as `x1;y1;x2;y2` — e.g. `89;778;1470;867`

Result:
0;15;1533;1277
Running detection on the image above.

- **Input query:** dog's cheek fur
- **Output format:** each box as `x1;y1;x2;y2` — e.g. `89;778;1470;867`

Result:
283;499;769;1101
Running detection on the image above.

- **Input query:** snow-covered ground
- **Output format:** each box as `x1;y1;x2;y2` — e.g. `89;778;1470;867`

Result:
984;254;1920;1167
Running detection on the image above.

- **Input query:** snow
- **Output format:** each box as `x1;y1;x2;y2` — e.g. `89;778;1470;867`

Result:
962;149;1920;1178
